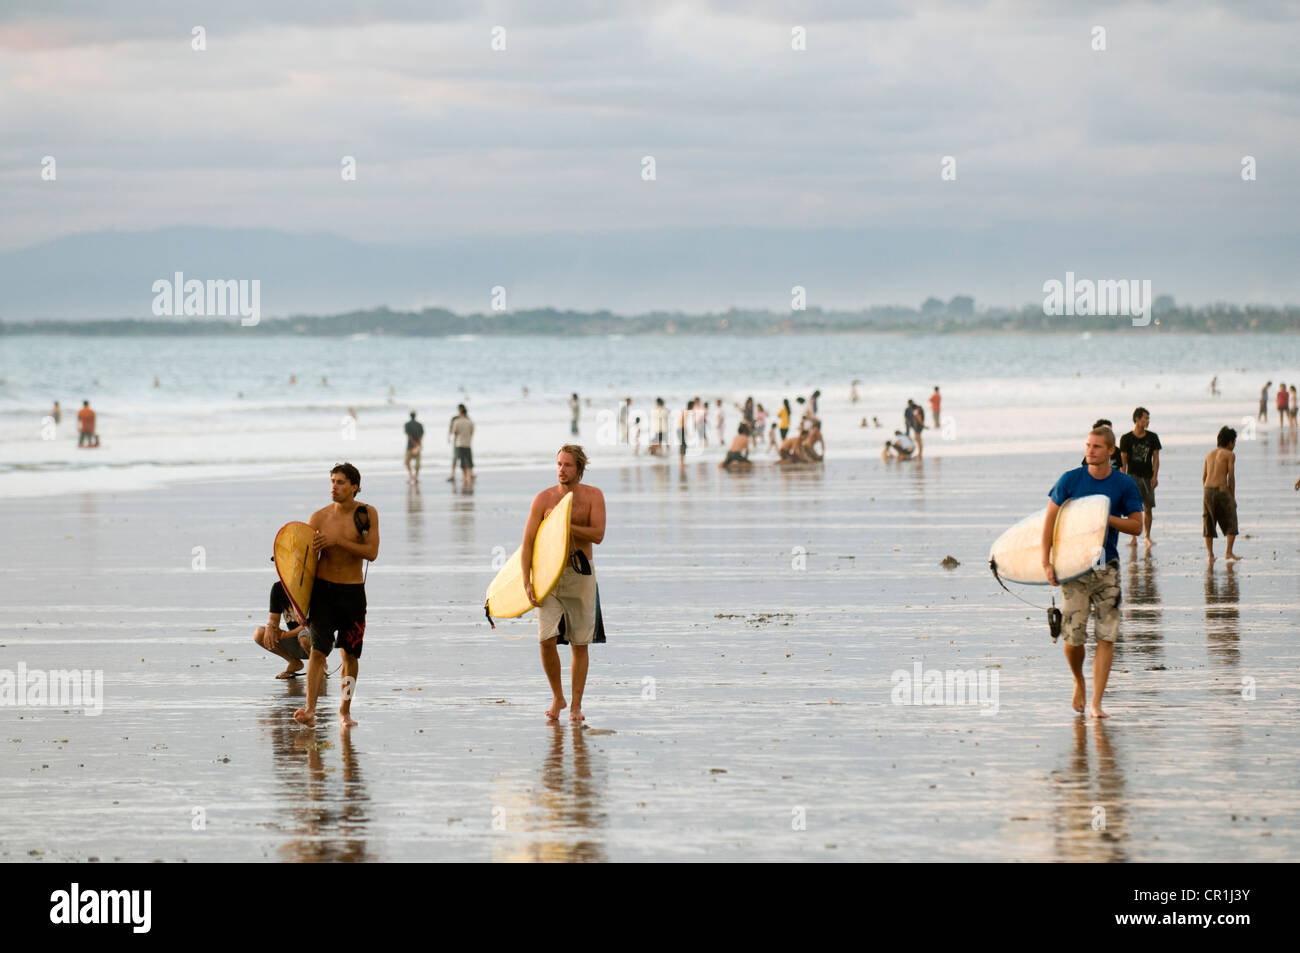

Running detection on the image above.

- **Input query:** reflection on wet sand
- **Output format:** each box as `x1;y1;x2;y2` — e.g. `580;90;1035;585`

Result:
493;725;607;862
1052;718;1128;862
1123;553;1162;662
405;482;423;550
1204;564;1240;667
260;689;371;863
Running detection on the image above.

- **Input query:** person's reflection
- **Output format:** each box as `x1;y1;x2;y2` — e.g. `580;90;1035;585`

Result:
1052;718;1128;862
1123;553;1162;663
403;483;423;551
1204;564;1241;667
450;493;475;555
260;684;371;863
495;725;607;862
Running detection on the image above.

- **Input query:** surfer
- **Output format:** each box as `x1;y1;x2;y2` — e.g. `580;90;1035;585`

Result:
523;445;606;722
254;581;313;679
404;411;424;484
1043;426;1143;719
293;463;380;729
1202;426;1241;564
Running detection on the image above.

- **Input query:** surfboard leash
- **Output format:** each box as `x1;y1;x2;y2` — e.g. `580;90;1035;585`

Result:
989;558;1064;642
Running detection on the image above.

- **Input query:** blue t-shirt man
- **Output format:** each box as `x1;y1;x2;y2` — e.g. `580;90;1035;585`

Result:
1049;466;1144;564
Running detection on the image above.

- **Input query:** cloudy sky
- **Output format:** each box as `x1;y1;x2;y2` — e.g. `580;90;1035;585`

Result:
2;0;1298;312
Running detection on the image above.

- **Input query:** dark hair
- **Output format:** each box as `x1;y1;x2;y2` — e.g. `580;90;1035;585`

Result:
739;423;750;436
409;411;417;418
1217;426;1236;448
783;399;791;413
1133;406;1149;422
1092;418;1112;429
331;462;361;488
457;403;467;414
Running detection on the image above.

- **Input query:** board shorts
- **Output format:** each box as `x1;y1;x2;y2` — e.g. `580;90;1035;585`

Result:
1060;560;1121;647
1203;487;1238;538
309;579;367;658
405;447;421;463
538;554;597;647
1133;476;1155;509
455;446;474;469
722;451;748;467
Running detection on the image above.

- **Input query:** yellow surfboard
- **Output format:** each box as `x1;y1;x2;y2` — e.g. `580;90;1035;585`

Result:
485;492;573;622
273;521;317;621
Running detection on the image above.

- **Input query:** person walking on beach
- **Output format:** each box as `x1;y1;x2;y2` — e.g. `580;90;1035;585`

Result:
76;400;98;447
1120;406;1161;547
1203;427;1241;565
929;387;942;429
451;404;474;485
651;398;668;455
694;396;708;443
1259;382;1271;422
1277;382;1289;424
1291;385;1298;428
677;401;691;467
1043;426;1143;719
446;410;458;482
568;393;580;436
403;411;424;484
294;463;380;730
522;445;606;722
778;399;791;440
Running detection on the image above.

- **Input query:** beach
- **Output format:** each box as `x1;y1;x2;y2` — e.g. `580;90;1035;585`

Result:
2;400;1297;862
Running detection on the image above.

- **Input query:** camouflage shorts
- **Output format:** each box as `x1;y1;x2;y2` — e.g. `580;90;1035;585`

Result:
1060;561;1121;646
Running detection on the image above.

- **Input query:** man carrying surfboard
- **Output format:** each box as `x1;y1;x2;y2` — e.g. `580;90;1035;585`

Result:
293;463;380;730
522;445;606;722
1043;426;1143;719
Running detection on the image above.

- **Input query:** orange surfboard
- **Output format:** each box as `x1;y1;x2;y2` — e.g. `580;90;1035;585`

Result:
273;521;317;621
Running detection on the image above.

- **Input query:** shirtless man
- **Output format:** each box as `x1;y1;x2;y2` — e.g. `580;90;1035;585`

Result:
522;446;606;723
1202;426;1240;564
294;463;380;729
719;423;752;469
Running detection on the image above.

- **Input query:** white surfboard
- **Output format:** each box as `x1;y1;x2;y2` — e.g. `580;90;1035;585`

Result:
989;494;1111;585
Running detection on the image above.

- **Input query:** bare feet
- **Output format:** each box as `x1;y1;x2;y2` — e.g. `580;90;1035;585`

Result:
276;659;304;679
1225;552;1243;561
339;711;357;728
570;707;585;723
1088;703;1109;719
1072;679;1086;714
1144;537;1155;547
545;697;567;721
1207;554;1215;566
293;708;316;727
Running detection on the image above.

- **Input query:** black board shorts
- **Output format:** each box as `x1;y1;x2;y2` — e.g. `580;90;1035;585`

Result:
309;579;367;658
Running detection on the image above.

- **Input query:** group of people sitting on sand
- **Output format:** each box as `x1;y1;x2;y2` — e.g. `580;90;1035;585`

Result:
720;394;825;469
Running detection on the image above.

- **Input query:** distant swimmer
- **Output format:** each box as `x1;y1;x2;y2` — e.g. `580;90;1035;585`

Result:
254;580;314;679
1120;406;1161;548
523;446;606;722
1043;426;1143;719
1203;426;1241;565
720;423;752;469
76;400;98;447
293;463;379;730
404;411;424;484
882;430;915;460
929;387;942;429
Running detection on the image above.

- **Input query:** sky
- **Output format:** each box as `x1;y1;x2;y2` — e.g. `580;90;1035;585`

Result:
2;0;1298;312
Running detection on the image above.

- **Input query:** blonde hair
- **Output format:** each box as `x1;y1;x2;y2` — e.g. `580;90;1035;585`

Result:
1089;425;1115;449
558;444;588;476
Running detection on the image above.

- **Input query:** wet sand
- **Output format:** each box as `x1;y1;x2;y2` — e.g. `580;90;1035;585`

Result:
1;430;1298;861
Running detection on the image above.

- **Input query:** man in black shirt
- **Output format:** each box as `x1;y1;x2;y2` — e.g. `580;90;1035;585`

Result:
404;411;424;484
1120;406;1161;547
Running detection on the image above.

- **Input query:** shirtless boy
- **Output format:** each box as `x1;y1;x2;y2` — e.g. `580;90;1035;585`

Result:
1203;426;1241;564
719;423;752;469
293;463;380;729
522;446;606;723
